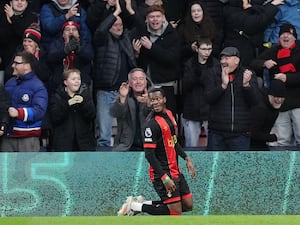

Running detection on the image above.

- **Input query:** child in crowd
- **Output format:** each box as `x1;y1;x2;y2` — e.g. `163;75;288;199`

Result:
49;68;96;151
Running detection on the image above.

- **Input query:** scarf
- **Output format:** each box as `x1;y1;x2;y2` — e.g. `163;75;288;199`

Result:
277;42;296;73
63;51;76;70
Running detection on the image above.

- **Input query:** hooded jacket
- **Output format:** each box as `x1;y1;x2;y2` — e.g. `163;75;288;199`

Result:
40;0;91;50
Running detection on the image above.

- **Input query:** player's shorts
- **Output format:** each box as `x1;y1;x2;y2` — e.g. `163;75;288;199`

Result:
152;173;192;204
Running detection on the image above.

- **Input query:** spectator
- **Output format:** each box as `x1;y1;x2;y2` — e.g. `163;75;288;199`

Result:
47;20;94;94
40;0;91;51
1;51;48;152
251;79;286;150
3;23;52;150
0;0;38;70
222;0;284;66
161;0;187;26
127;2;181;116
86;0;137;35
189;0;226;56
264;0;300;46
182;38;219;147
176;1;216;62
4;23;50;84
136;0;185;27
137;0;163;20
250;23;300;148
204;47;259;151
93;0;137;148
110;68;152;151
0;85;11;147
49;68;96;151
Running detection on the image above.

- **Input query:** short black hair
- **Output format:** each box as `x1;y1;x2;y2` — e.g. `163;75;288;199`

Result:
14;51;37;69
148;87;165;97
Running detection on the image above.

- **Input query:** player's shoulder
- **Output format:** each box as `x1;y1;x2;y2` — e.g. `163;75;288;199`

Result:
144;117;158;129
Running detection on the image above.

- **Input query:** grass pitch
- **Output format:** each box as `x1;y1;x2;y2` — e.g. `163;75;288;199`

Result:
1;215;300;225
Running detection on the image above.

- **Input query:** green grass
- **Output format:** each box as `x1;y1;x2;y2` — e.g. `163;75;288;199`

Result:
1;216;300;225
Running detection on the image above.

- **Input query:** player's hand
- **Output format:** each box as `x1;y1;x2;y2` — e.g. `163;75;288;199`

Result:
164;179;176;195
186;157;195;179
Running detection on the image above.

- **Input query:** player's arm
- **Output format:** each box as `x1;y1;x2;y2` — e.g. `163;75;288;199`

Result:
175;143;196;179
175;142;187;159
143;121;166;178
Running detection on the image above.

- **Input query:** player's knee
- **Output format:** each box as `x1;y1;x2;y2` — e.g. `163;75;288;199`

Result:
169;209;182;216
182;201;193;212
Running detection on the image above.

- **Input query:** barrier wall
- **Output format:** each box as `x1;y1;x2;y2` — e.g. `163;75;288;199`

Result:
0;151;299;216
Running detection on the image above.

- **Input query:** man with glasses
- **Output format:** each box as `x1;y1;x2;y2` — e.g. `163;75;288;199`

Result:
0;51;48;152
47;20;94;94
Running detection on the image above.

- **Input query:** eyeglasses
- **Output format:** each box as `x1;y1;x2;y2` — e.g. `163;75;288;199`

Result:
64;27;78;32
199;48;212;51
12;61;25;65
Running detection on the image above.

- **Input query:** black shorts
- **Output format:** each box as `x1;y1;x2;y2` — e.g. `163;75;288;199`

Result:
152;173;192;204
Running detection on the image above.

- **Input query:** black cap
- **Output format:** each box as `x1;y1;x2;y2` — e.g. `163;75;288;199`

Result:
220;47;240;58
279;23;297;39
268;79;286;97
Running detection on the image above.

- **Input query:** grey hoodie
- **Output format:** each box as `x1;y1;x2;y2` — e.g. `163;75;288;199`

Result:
52;0;78;10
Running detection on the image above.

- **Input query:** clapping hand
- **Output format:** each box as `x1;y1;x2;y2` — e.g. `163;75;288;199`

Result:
132;39;142;55
221;66;229;89
243;69;253;87
68;95;83;106
4;3;13;24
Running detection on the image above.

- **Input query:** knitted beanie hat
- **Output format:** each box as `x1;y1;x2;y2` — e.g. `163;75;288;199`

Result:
279;23;297;39
23;23;41;46
62;20;80;31
268;79;286;98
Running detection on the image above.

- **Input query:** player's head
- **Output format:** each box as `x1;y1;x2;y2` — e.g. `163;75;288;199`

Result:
148;87;166;113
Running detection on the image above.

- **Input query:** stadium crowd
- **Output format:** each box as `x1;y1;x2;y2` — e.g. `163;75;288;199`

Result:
0;0;300;151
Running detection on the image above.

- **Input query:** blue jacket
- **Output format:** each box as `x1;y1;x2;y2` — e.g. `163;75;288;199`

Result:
5;71;48;137
47;37;94;93
40;0;91;50
264;0;300;44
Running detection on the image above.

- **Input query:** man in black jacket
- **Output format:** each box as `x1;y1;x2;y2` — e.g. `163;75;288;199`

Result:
126;1;181;116
0;85;10;143
251;79;286;150
93;0;137;148
250;23;300;148
204;46;259;150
